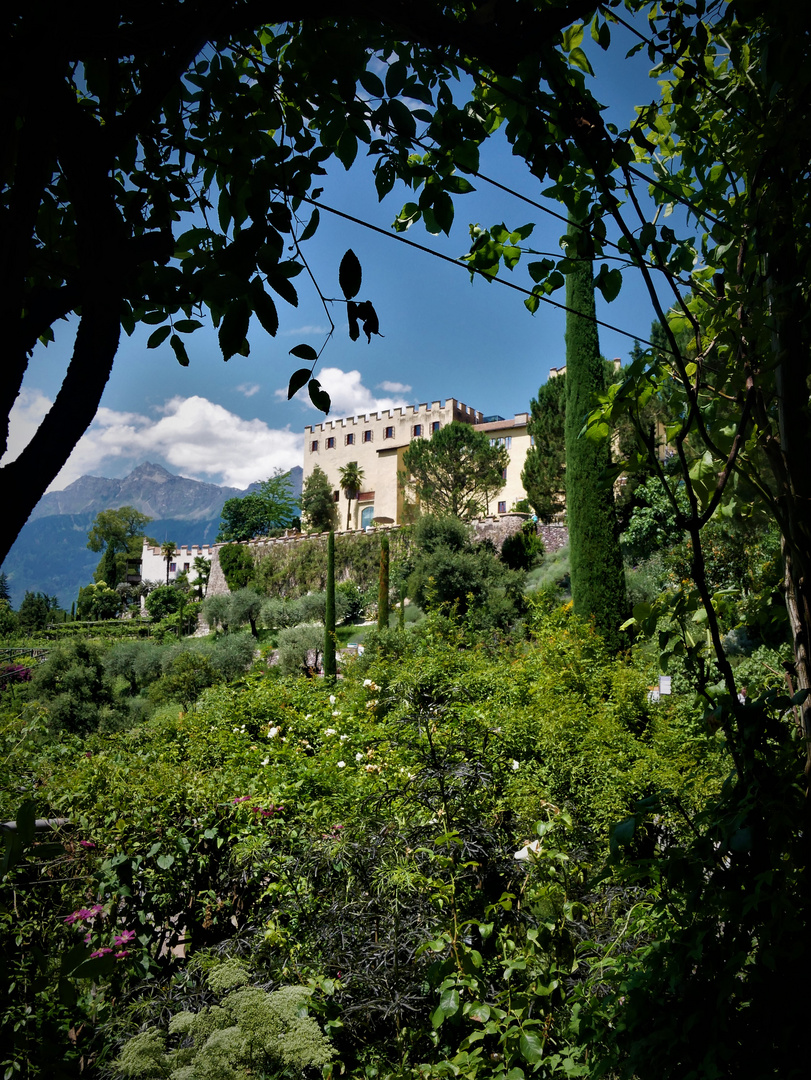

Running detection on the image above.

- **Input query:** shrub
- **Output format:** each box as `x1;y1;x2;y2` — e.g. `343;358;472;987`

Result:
76;581;122;620
201;593;231;632
276;624;324;676
148;650;219;709
226;587;263;636
27;640;112;733
144;585;183;621
408;516;525;626
210;632;256;682
500;521;545;571
218;543;256;590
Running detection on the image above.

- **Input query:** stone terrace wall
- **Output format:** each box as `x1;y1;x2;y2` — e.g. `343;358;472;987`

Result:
205;518;569;598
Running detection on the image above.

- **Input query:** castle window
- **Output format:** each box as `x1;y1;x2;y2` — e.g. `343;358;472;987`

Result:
502;468;507;480
345;433;355;446
310;440;318;452
333;491;340;502
431;421;441;433
412;424;423;437
326;437;335;449
498;502;507;514
363;429;373;443
384;426;394;439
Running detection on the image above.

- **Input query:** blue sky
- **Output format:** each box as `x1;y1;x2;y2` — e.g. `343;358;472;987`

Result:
4;21;670;494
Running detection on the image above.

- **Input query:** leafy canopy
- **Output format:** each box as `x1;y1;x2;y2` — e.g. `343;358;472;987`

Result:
402;421;508;520
217;471;298;542
301;465;338;533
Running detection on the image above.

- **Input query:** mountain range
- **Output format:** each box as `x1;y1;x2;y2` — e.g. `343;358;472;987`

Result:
2;462;303;608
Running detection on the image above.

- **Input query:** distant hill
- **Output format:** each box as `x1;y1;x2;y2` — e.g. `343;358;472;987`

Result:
2;462;303;608
32;462;242;521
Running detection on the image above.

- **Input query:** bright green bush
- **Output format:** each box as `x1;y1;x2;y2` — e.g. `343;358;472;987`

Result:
144;585;183;621
218;543;256;590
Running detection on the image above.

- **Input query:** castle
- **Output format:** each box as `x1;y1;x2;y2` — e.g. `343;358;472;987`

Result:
303;396;532;528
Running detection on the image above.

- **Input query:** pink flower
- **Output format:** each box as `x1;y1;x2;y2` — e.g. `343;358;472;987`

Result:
79;840;97;850
90;948;112;959
115;950;130;959
233;796;250;804
114;930;136;946
64;914;79;925
84;932;92;943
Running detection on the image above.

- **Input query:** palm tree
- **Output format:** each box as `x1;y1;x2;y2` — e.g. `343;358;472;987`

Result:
338;462;365;531
161;540;177;585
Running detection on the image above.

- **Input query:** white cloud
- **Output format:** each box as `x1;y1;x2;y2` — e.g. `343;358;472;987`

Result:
1;388;53;466
235;383;261;398
276;367;411;418
40;395;303;491
377;380;412;394
281;324;330;337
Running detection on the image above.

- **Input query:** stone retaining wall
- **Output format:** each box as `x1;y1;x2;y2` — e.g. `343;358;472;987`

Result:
205;517;569;598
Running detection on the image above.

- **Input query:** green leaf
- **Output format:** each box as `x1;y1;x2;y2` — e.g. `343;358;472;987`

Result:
266;273;298;307
252;287;279;337
170;334;189;367
568;47;594;75
336;130;358;169
563;23;584;52
359;69;385;98
444;175;475;195
467;1002;490;1022
288;368;311;399
172;319;203;333
289;344;318;362
609;816;637;854
156;853;175;870
519;1032;546;1064
16;799;36;847
339;249;362;300
308;379;331;414
218;300;250;361
432;190;454;235
438;987;460;1018
388;98;416;138
595;265;622;302
386;59;407;98
300;207;320;243
147;325;171;349
454;142;479;173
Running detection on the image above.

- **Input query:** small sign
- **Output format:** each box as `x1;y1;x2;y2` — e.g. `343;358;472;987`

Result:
659;675;672;696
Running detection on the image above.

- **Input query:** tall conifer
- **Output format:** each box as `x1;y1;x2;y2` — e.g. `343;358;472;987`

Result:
564;219;627;649
324;531;337;681
378;534;390;631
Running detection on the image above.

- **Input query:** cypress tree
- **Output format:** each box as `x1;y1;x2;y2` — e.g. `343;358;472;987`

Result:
323;530;337;681
564;218;627;649
378;534;390;630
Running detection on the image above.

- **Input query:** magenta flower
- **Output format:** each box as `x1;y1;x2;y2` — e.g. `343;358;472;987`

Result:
79;840;97;850
64;913;79;925
90;947;113;959
84;932;92;943
233;796;250;804
114;930;136;946
115;950;130;959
